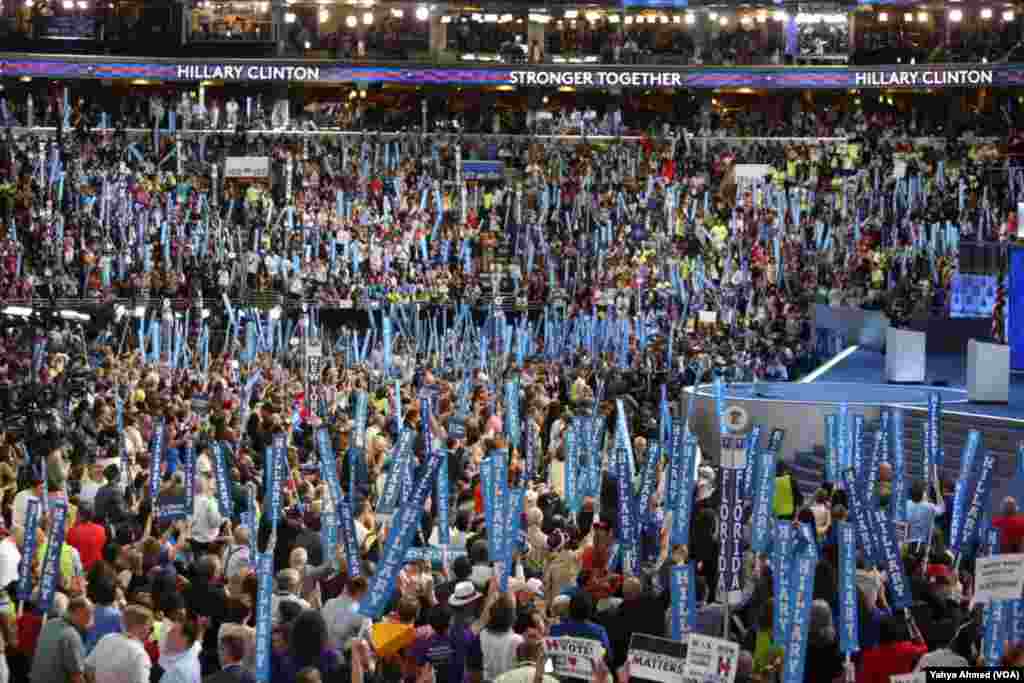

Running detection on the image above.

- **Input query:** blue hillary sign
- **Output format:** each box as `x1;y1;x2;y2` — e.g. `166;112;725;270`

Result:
254;552;274;682
16;500;40;602
38;502;69;613
837;521;859;654
670;562;697;641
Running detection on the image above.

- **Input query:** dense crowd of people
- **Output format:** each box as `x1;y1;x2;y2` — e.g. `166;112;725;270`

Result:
0;291;1017;683
0;93;1011;330
0;82;1014;683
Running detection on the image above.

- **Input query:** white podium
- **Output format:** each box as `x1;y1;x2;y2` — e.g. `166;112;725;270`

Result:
885;328;927;383
967;339;1010;403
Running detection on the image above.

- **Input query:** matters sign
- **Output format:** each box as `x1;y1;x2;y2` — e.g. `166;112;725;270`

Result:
225;157;270;179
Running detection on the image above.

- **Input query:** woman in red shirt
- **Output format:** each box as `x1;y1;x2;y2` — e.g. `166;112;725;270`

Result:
858;616;928;683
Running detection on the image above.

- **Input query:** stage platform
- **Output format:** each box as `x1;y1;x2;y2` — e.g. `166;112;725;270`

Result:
812;348;1024;423
684;347;1024;500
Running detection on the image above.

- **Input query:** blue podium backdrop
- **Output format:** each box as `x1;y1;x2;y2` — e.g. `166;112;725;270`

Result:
950;273;998;319
1011;248;1024;370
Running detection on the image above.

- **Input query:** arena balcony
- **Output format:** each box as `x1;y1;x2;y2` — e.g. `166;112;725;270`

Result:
0;2;1019;66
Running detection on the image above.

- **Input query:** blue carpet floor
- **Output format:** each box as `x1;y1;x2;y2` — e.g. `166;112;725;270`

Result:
813;349;1024;422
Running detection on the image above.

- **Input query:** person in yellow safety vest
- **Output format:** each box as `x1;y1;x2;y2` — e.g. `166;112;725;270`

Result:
36;534;85;597
772;460;804;521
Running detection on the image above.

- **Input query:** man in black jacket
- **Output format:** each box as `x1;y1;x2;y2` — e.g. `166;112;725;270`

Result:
185;554;230;676
597;576;666;672
94;464;129;526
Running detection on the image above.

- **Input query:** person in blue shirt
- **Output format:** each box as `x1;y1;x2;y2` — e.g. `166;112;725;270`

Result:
85;575;121;654
906;480;944;548
549;592;612;663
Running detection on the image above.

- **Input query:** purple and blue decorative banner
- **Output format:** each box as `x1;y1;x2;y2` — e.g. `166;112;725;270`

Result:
0;57;1004;91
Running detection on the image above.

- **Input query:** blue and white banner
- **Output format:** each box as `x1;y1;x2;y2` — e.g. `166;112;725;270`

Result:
31;338;46;378
377;431;412;518
951;430;981;555
565;423;580;515
212;442;234;518
437;448;450;547
16;499;39;602
866;428;883;505
983;527;1007;665
742;425;763;500
958;453;995;558
353;390;369;449
837;521;859;654
481;452;496;557
667;422;684;510
772;521;795;645
504;380;520;450
588;418;605;500
321;509;338;564
317;428;343;508
183;445;196;517
523;414;536;483
490;449;510;564
670;434;698;547
615;437;640;576
824;414;838;483
670;562;697;642
338;494;362;578
615;399;635;478
245;485;258;564
499;489;525;591
717;465;742;597
405;546;468;564
853;414;865;478
266;434;286;531
254;552;274;682
928;392;942;467
837;402;850;471
38;501;69;613
872;508;912;610
382;315;393;374
750;437;778;554
637;441;661;519
149;419;165;503
358;441;444;618
781;533;818;683
713;376;727;435
842;468;880;567
890;409;906;522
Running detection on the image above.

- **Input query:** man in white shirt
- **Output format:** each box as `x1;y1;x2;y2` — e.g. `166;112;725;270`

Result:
322;575;370;651
0;526;22;589
270;569;310;625
85;604;154;683
223;526;252;580
191;477;225;556
12;474;43;530
78;462;105;508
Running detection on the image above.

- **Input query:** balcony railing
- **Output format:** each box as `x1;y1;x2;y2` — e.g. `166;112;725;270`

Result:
0;5;1020;66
